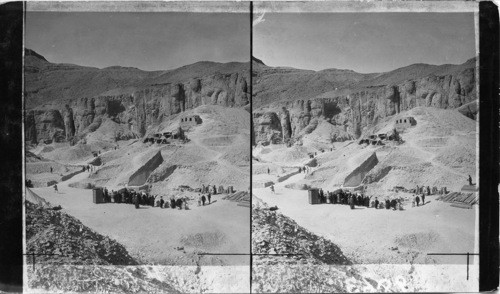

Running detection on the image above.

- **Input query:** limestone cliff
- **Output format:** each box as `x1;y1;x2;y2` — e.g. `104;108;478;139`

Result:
253;58;477;144
24;49;250;143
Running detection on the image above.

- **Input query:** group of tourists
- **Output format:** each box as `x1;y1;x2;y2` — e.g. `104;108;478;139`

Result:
314;188;409;210
198;183;227;206
412;194;426;207
83;165;96;173
317;189;373;209
200;184;222;194
104;188;189;210
373;197;404;210
100;184;222;209
299;166;312;174
316;188;433;210
197;193;212;206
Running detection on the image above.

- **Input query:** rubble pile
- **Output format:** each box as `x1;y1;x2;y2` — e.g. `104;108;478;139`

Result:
26;202;182;292
252;257;399;293
252;206;350;265
28;265;179;293
251;206;417;293
26;202;136;265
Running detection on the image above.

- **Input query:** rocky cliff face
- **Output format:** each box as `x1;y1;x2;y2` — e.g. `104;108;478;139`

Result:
253;58;477;144
24;50;250;143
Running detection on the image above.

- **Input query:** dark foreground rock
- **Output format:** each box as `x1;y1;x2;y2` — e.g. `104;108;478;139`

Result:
26;202;179;293
251;199;429;292
252;204;350;265
28;265;179;293
26;201;136;265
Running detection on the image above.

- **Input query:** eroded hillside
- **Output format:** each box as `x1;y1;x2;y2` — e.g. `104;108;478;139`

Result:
252;58;477;145
24;49;250;144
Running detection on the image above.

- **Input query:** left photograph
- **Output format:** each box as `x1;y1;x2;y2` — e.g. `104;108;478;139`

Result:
24;2;251;293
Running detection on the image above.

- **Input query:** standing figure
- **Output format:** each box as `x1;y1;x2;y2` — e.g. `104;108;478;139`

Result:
421;194;425;205
374;197;379;209
201;195;206;206
415;195;420;206
468;175;473;186
134;194;139;209
349;195;355;209
160;197;164;208
54;184;58;193
208;192;211;204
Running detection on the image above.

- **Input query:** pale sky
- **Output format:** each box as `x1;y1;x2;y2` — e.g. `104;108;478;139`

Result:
253;13;476;73
26;12;250;71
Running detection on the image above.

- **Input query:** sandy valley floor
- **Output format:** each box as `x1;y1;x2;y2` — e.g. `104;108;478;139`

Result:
33;172;250;266
253;172;478;265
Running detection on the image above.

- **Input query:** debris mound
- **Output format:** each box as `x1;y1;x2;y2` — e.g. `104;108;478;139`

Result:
252;205;350;265
28;265;179;293
26;202;181;292
128;150;164;186
26;201;137;265
343;152;378;187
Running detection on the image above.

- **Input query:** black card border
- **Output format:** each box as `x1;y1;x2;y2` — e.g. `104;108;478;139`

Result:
0;1;23;292
479;1;499;292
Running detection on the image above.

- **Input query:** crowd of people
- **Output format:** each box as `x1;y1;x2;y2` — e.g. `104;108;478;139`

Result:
313;189;428;210
102;188;190;210
266;166;313;176
99;185;222;210
315;189;374;209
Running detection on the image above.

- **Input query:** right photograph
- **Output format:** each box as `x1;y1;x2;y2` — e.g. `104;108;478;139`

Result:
251;2;479;292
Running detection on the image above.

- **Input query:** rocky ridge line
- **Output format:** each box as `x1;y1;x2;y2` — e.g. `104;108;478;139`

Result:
252;58;477;144
24;49;250;144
